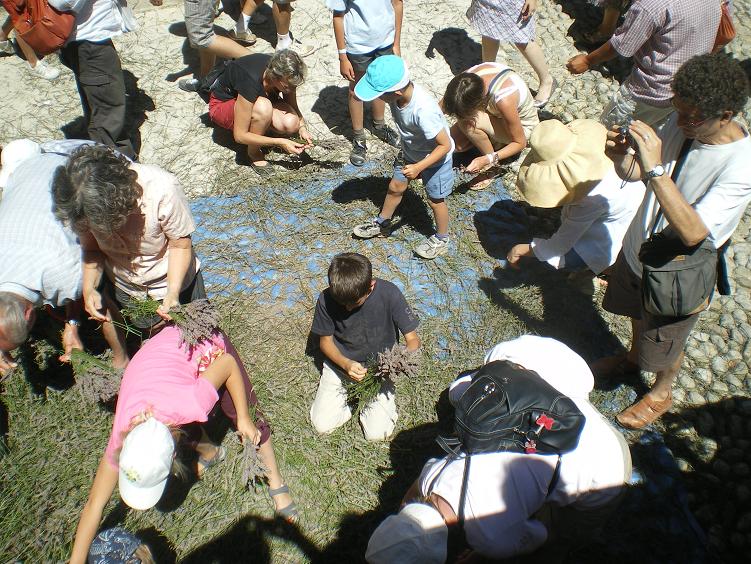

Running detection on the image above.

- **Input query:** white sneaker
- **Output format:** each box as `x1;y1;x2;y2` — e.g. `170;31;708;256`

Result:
278;36;317;58
228;29;257;45
28;60;59;80
414;235;449;260
0;39;14;55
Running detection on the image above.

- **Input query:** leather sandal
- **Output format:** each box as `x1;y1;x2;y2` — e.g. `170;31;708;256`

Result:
269;484;299;522
589;354;639;379
616;392;673;430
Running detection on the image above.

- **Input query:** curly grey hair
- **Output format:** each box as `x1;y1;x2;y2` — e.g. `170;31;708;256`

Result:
0;292;31;349
52;145;142;236
267;49;307;87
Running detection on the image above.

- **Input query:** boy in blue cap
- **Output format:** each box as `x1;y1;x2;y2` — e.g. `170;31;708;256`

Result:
352;55;455;260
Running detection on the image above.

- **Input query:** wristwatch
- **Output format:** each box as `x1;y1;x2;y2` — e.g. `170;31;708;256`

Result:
645;164;666;180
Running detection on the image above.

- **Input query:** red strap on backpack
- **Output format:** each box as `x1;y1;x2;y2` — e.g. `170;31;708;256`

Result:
1;0;75;56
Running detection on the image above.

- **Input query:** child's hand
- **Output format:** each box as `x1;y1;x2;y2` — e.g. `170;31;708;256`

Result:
402;163;422;180
506;243;533;269
339;57;355;81
347;361;367;381
237;419;261;446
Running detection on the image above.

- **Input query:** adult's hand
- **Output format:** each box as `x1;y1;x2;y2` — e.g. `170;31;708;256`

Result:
0;350;17;376
346;360;367;381
59;322;84;363
339;57;355;81
628;120;662;173
298;126;314;147
521;0;537;21
465;155;492;174
277;138;306;155
506;243;533;268
566;54;590;74
605;125;632;154
83;289;108;322
157;292;179;321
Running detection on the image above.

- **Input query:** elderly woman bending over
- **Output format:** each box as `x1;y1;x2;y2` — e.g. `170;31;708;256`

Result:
443;62;539;189
53;145;203;368
208;49;312;177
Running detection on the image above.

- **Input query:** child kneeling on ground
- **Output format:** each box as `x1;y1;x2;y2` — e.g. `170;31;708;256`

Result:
310;252;420;440
351;55;455;260
69;326;295;563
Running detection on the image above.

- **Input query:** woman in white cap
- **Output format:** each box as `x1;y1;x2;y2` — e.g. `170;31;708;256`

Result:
366;336;631;563
69;326;296;563
507;119;645;290
442;62;539;190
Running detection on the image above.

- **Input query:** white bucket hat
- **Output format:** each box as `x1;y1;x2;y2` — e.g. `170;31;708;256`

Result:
0;139;41;188
365;502;447;564
118;417;174;510
516;119;613;208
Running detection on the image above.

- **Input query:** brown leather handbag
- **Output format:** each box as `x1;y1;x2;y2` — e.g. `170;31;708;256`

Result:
1;0;75;56
713;1;736;53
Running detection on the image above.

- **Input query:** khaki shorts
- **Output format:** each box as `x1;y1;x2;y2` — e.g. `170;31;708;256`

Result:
603;253;700;372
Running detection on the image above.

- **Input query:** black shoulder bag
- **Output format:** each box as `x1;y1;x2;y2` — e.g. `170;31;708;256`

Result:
638;139;718;317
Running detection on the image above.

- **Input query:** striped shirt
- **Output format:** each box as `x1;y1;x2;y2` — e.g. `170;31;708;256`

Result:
609;0;721;107
0;153;82;307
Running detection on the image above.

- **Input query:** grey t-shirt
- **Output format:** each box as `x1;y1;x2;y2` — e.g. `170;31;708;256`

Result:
311;278;419;364
389;83;454;165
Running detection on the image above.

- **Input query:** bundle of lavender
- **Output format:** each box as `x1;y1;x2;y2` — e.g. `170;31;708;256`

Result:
241;442;269;491
121;298;222;349
70;349;123;403
345;344;420;416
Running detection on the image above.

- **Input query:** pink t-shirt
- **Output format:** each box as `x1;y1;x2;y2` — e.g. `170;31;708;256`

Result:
104;326;225;467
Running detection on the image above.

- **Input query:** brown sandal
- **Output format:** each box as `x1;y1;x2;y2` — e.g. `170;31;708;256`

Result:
616;393;673;430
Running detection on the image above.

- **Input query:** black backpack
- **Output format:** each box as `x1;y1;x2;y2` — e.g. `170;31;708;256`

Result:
435;361;587;525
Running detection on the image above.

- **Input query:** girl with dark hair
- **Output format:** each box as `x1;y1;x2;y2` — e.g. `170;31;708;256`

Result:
442;62;539;189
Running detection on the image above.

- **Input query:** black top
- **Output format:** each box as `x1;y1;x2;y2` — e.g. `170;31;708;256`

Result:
211;53;272;102
311;279;419;364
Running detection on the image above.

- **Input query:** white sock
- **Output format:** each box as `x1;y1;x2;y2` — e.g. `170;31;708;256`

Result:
277;33;291;50
243;13;252;27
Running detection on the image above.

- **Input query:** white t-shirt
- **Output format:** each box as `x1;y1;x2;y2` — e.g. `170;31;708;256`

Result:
390;84;454;165
49;0;136;43
421;336;629;560
326;0;395;55
623;114;751;276
531;168;646;274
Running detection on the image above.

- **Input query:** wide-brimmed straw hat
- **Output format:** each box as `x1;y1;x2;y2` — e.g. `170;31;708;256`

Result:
516;119;613;208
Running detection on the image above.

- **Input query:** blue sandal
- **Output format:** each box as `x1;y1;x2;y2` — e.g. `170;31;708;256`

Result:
197;445;226;478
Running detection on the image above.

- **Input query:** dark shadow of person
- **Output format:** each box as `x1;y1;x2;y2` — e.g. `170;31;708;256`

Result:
123;70;156;158
182;514;322;563
331;176;436;238
425;28;482;76
473;198;630;383
311;85;354;141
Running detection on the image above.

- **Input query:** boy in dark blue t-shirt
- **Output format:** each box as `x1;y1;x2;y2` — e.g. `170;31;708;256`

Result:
310;252;419;440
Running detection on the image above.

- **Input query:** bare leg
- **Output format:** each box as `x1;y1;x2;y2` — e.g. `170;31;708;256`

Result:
380;178;409;220
15;35;39;67
258;438;293;511
273;2;291;35
246;97;273;164
349;70;366;131
428;199;449;236
598;6;621;37
198;36;250;77
101;295;128;369
458;118;495;155
268;101;300;134
515;41;553;103
481;36;500;62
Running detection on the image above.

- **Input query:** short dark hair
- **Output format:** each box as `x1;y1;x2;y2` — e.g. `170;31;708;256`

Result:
672;53;750;119
443;72;487;121
52;145;141;235
328;253;372;306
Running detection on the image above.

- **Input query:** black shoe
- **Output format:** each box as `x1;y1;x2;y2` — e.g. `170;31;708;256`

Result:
178;78;200;93
371;124;400;147
350;137;367;166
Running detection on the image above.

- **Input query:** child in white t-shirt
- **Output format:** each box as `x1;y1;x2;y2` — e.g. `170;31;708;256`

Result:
326;0;403;166
352;55;455;260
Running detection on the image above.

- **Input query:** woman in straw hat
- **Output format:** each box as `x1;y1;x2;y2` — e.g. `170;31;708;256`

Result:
69;326;296;563
507;119;644;286
442;61;539;190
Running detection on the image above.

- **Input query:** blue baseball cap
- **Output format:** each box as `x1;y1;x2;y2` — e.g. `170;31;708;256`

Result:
354;55;410;102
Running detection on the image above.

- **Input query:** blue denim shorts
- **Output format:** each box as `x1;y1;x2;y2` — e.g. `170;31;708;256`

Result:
393;155;454;200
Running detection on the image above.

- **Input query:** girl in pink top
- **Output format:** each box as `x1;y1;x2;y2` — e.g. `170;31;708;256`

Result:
69;326;295;564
